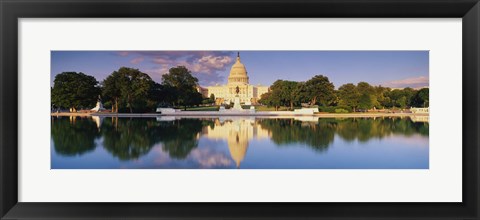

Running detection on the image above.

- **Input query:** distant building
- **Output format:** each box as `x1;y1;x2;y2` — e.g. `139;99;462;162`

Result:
196;86;209;97
198;53;269;105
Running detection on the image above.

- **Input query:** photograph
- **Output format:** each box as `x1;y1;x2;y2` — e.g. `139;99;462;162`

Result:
50;50;429;169
3;0;478;218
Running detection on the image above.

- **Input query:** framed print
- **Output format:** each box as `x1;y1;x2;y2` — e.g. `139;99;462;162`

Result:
1;0;479;219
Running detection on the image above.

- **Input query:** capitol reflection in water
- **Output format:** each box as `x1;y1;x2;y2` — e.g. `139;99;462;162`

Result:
51;116;429;169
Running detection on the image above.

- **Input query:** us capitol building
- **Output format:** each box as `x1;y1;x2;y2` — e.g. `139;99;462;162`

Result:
198;53;269;105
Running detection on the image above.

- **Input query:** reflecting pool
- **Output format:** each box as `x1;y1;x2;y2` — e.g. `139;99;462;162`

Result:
51;116;429;169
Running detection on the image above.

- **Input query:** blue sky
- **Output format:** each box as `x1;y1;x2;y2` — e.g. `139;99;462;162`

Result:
51;51;429;89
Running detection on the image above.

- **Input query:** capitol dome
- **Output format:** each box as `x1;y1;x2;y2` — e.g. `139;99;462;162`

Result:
228;52;249;84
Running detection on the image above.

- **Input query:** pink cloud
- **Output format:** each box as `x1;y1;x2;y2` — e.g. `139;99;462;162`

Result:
382;76;429;89
112;51;235;85
188;148;232;168
133;51;235;85
152;57;173;65
130;57;144;64
117;51;129;57
143;64;171;82
151;144;233;168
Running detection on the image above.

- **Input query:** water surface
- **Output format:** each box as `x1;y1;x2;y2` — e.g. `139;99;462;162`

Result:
51;116;429;169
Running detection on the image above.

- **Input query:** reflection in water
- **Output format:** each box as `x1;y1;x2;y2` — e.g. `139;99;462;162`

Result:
159;119;208;159
258;118;336;152
51;116;100;156
51;116;429;169
334;117;429;142
205;118;269;167
99;118;207;160
100;117;161;160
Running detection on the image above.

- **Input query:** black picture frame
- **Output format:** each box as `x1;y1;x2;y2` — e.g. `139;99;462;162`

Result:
1;0;479;219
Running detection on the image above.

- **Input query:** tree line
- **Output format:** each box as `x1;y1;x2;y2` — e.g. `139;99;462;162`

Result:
51;66;206;113
52;66;429;113
259;75;429;112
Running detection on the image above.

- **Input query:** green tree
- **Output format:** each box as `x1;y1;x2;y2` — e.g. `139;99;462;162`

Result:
210;93;216;103
402;87;416;108
102;71;123;113
283;80;300;109
356;82;377;110
269;80;300;110
300;75;335;106
398;96;407;109
102;67;155;113
158;85;178;107
51;72;100;112
293;82;309;106
258;91;282;111
386;87;417;110
148;82;163;106
386;89;403;108
120;67;155;113
410;88;429;107
375;86;391;108
162;66;202;110
184;90;204;107
338;83;359;112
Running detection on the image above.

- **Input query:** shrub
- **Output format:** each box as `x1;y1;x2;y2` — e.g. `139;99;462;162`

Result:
318;106;336;113
335;108;349;113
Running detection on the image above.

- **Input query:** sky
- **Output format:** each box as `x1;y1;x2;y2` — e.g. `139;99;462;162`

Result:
51;51;429;89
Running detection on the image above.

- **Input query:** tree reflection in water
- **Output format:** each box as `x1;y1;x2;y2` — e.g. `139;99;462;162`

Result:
51;116;100;156
100;117;162;160
258;118;336;152
52;116;428;165
157;119;209;159
52;117;207;160
257;117;428;151
334;117;428;142
100;118;206;160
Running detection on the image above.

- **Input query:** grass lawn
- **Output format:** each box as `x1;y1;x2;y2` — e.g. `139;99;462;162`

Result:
185;105;304;112
254;106;294;111
184;106;219;111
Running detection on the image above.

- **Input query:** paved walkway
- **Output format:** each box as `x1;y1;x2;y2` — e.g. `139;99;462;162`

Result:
51;111;428;118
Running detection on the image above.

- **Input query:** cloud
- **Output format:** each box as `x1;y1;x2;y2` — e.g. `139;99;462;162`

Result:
143;65;171;82
198;55;233;70
116;51;235;85
152;57;173;65
130;57;144;64
151;145;233;168
188;148;233;168
382;76;429;89
117;51;129;57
